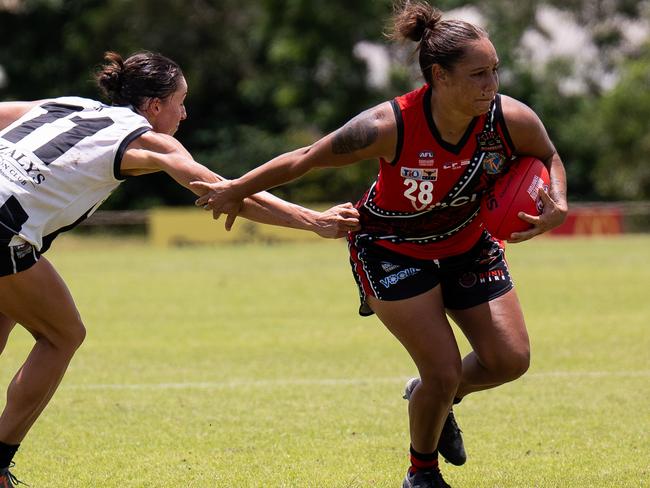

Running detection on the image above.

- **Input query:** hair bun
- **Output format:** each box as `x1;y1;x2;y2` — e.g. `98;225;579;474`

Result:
391;1;443;43
95;51;126;104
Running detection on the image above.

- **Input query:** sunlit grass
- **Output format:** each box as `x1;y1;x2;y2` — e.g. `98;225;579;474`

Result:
1;235;648;487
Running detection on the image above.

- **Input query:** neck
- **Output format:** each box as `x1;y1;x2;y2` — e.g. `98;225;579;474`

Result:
429;90;474;138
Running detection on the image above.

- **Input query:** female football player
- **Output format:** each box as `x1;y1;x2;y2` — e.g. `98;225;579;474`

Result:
0;51;359;486
195;2;568;486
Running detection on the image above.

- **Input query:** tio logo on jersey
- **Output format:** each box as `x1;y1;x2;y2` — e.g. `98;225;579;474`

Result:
401;167;438;181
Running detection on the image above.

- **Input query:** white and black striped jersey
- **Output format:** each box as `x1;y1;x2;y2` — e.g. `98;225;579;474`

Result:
0;96;151;251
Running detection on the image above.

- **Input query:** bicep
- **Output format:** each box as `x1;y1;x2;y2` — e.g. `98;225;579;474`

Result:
120;131;190;175
300;103;397;169
502;97;556;163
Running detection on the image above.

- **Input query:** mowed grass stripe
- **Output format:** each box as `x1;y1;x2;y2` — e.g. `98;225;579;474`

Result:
62;368;650;391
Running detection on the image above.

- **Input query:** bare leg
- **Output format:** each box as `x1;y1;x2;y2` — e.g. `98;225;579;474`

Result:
0;314;16;356
448;289;530;399
368;286;461;453
0;257;86;443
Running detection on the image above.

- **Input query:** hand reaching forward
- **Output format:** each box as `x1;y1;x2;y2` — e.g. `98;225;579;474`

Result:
313;202;360;238
191;180;360;238
191;180;243;230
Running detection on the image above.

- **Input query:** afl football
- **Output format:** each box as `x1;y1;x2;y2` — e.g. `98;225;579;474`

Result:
481;156;549;240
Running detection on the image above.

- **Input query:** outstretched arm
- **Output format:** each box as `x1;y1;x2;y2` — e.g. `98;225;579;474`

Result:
120;131;359;238
501;96;568;242
193;102;398;218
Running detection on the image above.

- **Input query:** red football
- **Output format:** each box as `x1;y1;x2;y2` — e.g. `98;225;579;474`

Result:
481;156;549;240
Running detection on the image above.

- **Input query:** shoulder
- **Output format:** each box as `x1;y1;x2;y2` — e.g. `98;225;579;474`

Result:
370;100;398;128
336;101;397;146
127;130;180;154
499;95;545;133
499;94;555;158
51;96;102;108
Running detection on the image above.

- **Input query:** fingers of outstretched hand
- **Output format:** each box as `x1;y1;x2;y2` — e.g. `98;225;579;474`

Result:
195;193;210;207
341;216;360;231
225;211;238;231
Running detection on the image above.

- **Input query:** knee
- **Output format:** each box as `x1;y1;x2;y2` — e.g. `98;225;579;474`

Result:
43;320;86;353
420;362;463;400
68;322;87;350
485;347;530;382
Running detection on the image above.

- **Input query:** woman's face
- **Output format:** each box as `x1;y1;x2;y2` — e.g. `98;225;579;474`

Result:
148;76;188;136
437;38;500;117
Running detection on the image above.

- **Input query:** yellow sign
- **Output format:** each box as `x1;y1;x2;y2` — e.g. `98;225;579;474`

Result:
149;208;325;247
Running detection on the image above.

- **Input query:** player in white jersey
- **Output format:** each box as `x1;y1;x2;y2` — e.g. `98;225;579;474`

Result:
0;51;360;486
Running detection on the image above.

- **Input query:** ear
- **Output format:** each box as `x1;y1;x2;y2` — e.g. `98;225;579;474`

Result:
149;98;162;115
141;97;162;118
431;64;448;83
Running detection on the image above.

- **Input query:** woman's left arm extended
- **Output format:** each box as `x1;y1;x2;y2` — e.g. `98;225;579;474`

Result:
120;131;358;238
501;96;568;242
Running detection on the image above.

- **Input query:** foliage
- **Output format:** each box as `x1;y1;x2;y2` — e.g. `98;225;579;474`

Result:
592;44;650;200
0;0;648;206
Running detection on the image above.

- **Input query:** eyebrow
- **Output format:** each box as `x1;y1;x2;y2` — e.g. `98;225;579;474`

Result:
470;60;500;73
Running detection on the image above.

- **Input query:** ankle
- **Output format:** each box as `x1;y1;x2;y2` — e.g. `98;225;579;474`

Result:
409;445;439;472
0;441;20;470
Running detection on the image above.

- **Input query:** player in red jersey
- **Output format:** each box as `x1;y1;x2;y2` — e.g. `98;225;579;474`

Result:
195;2;568;486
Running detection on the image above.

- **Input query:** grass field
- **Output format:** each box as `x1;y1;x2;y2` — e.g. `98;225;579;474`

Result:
1;234;648;487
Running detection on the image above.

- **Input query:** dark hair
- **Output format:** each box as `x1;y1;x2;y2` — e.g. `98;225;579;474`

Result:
95;51;183;110
390;1;488;84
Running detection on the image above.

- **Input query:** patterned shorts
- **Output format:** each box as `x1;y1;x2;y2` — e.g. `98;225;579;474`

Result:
0;241;40;277
349;231;513;316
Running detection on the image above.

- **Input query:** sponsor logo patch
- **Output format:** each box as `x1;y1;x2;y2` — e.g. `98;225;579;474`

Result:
379;267;421;289
458;272;478;288
401;167;438;181
477;131;504;152
478;269;506;283
13;243;33;259
381;261;399;272
418;150;435;166
482;152;505;175
443;160;470;171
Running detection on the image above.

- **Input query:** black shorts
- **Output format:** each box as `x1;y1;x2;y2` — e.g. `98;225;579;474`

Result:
349;231;513;316
0;241;40;277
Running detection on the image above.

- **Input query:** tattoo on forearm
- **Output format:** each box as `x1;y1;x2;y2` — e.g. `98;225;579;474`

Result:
550;175;566;202
332;113;379;154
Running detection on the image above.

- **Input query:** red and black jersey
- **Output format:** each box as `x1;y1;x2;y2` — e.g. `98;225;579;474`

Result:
351;84;516;260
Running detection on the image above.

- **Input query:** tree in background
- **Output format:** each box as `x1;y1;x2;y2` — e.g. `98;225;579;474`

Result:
1;0;648;206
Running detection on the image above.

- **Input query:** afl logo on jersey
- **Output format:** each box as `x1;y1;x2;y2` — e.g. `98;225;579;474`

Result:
482;152;505;175
401;167;438;181
418;150;435;167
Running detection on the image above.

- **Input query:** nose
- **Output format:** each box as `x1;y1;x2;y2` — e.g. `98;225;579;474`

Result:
485;71;499;95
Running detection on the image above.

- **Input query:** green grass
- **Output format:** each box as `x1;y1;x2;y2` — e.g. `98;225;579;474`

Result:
1;235;648;487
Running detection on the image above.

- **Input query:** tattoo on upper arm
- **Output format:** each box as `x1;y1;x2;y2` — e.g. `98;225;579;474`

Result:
332;112;379;155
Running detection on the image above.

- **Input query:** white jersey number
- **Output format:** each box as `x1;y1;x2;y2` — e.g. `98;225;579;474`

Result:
403;179;434;210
